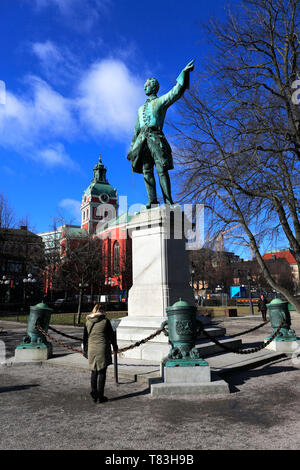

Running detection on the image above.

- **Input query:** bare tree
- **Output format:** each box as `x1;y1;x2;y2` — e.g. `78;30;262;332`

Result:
189;248;216;290
172;0;300;310
53;233;104;324
0;193;15;229
18;215;36;232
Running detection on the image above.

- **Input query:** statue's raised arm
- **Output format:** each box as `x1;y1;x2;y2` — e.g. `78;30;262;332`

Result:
183;59;195;73
158;59;195;109
127;60;195;209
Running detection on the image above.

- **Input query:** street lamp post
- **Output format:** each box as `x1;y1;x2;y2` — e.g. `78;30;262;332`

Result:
0;276;10;303
23;273;37;305
190;268;195;297
105;276;112;295
76;281;89;325
247;273;254;316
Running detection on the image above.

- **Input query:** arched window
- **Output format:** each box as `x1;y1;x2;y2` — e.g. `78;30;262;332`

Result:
113;241;120;275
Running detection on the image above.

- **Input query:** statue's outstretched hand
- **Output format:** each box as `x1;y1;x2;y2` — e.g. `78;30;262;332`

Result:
183;59;195;73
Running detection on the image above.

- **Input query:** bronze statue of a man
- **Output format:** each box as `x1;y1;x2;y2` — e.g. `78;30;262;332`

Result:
127;60;195;209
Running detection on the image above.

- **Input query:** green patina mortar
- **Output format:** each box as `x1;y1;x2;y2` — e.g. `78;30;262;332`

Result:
161;298;208;367
266;298;298;342
16;301;53;351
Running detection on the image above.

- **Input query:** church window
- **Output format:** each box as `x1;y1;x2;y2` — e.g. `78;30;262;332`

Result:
113;241;120;275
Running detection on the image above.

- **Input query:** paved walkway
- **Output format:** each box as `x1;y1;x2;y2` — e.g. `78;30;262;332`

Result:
0;316;300;450
1;315;293;384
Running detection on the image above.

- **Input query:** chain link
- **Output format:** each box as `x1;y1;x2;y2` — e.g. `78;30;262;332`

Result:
198;319;285;355
35;323;166;355
226;320;270;338
36;319;284;357
48;325;82;342
117;327;166;354
36;324;83;354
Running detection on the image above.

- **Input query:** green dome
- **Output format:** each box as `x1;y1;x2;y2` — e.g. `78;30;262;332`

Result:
266;298;288;309
172;298;192;308
32;302;53;311
84;182;117;198
269;298;286;305
166;298;196;313
83;156;117;200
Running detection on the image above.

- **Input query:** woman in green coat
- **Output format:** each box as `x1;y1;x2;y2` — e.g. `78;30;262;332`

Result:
83;305;118;403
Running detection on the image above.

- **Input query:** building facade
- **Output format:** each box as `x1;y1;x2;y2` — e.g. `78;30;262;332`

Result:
263;249;299;290
0;226;44;303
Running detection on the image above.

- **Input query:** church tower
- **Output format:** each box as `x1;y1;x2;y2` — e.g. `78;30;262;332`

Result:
81;155;118;235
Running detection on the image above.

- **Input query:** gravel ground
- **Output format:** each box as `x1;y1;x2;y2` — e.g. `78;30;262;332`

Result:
0;317;300;451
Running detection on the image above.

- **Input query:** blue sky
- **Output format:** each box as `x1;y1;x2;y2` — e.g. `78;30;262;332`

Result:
0;0;229;235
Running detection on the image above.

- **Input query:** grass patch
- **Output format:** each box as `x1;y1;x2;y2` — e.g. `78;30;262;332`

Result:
0;311;128;326
197;306;259;317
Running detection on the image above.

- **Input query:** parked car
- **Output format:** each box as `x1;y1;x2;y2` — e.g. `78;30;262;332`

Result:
54;297;75;304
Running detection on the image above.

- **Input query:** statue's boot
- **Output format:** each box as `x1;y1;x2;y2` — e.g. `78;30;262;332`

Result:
144;170;159;209
158;171;174;205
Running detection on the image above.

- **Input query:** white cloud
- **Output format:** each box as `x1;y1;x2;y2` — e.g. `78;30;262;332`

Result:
32;40;62;65
0;53;145;167
0;76;76;166
31;40;79;83
35;144;76;168
78;59;144;138
59;198;82;222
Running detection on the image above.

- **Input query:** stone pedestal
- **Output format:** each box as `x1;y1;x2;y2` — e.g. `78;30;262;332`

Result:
14;343;52;362
163;364;211;383
117;205;194;360
151;364;229;397
265;338;300;353
128;205;194;316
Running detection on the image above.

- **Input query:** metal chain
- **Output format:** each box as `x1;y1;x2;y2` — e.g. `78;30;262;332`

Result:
36;325;83;354
36;324;166;355
226;320;270;338
198;319;285;355
117;327;166;354
37;320;283;357
48;325;82;342
45;320;269;345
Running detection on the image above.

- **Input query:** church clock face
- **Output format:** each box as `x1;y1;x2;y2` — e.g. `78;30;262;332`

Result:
100;193;109;203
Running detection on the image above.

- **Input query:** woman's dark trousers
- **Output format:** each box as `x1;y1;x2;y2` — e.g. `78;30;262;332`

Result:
91;367;107;400
261;310;267;321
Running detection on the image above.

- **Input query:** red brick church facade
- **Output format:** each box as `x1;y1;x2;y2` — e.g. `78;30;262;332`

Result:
43;156;132;300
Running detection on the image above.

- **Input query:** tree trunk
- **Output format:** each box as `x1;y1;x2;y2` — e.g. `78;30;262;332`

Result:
76;290;82;325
